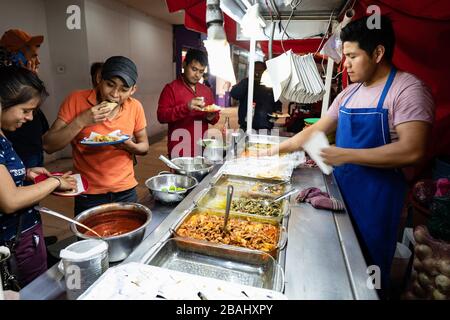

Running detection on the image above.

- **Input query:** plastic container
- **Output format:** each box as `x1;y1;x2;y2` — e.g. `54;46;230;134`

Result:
304;118;320;128
59;239;109;300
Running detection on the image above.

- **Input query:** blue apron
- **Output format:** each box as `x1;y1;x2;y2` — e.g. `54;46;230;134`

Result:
334;68;406;288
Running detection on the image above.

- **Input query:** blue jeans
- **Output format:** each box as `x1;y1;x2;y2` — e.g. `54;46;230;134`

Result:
74;187;138;216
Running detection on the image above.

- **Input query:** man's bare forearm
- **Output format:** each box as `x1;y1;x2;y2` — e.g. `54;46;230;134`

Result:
347;143;425;168
121;141;149;156
279;127;313;154
43;118;85;153
278;116;337;155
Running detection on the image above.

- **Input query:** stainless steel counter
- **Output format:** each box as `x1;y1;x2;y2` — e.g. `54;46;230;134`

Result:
20;163;378;300
285;168;378;299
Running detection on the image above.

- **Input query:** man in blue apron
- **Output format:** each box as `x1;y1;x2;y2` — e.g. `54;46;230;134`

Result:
275;16;434;294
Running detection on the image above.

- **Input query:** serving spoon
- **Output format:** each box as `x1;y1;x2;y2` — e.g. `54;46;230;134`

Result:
262;188;299;207
158;155;182;171
35;206;102;238
263;180;289;191
222;185;234;234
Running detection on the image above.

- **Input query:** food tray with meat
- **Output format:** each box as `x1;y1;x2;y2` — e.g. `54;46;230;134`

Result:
145;238;285;292
193;186;290;223
172;208;287;257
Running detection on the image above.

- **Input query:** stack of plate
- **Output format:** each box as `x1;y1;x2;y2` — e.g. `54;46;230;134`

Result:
266;50;325;104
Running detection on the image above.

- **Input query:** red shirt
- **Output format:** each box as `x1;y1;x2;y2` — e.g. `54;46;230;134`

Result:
157;77;220;158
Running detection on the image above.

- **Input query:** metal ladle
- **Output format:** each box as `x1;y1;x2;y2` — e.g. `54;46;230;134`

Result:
35;206;102;238
222;185;234;234
263;180;289;191
158;155;182;171
262;188;299;206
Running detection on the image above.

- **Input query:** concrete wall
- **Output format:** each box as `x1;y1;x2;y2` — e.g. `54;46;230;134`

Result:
85;0;173;138
0;0;55;107
0;0;59;160
0;0;175;161
43;0;91;159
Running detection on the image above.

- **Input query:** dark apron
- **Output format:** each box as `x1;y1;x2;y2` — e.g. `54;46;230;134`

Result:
334;68;406;288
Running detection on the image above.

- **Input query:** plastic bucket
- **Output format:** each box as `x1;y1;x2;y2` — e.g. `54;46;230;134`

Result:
59;239;109;300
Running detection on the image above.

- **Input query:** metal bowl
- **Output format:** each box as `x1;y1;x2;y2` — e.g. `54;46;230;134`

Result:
70;203;152;262
198;139;229;162
170;156;214;182
145;173;198;204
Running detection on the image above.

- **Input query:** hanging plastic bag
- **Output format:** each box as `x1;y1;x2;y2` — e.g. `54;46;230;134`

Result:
320;34;343;63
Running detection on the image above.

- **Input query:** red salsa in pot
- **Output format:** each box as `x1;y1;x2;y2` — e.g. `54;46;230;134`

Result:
79;210;146;238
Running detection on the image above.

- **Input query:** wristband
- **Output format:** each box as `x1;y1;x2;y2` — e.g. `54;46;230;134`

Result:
48;176;62;188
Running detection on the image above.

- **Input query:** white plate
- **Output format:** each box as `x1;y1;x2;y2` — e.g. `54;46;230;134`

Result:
80;135;130;146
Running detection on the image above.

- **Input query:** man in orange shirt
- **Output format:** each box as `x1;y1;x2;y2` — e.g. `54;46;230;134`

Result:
43;56;149;215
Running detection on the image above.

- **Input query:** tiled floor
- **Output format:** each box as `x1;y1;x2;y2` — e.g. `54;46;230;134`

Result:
40;106;242;241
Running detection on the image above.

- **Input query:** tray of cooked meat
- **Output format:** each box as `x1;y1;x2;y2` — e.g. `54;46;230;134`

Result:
171;208;287;257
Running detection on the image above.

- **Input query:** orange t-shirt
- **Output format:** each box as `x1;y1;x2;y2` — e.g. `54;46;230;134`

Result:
58;89;147;194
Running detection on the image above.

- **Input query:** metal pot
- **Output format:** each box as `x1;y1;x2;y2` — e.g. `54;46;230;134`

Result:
145;173;198;204
169;156;214;182
198;139;228;162
70;203;152;262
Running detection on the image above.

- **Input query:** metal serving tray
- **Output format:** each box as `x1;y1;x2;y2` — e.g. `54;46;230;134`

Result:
211;174;290;199
171;208;287;258
247;134;283;146
146;238;285;292
193;186;290;223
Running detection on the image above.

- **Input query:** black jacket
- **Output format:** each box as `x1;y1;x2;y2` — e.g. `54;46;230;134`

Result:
230;78;282;130
4;109;49;167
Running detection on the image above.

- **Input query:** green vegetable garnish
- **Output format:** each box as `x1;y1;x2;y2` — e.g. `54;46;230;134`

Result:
161;185;186;192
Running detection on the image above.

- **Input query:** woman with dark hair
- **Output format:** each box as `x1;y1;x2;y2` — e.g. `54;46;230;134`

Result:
0;66;76;288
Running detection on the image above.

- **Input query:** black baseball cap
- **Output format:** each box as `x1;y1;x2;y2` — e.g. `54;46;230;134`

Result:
101;56;138;87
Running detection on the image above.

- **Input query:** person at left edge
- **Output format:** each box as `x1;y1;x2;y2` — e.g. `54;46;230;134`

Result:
0;29;50;169
0;66;76;287
157;49;220;158
43;56;149;215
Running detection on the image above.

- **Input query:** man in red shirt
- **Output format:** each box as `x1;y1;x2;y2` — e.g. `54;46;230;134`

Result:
157;49;220;158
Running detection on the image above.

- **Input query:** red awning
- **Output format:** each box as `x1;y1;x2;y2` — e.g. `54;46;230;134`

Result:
166;0;450;166
166;0;203;13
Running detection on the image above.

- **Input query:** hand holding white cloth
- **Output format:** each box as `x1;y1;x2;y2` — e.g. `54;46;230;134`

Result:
302;131;333;175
